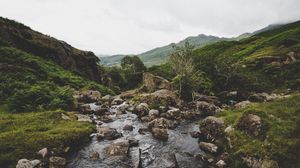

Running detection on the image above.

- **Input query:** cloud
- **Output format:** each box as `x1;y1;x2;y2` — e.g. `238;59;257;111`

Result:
0;0;299;55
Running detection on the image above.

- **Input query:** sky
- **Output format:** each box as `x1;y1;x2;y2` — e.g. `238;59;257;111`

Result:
0;0;300;55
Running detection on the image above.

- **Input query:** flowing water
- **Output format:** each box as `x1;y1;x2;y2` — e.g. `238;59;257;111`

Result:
67;103;205;168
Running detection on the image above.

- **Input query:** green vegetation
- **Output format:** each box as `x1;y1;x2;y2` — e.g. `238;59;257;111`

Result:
107;56;146;92
0;46;113;112
0;109;95;168
168;42;212;100
192;21;300;93
218;94;300;167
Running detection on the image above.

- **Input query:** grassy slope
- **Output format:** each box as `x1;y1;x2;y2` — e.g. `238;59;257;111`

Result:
0;106;95;168
0;46;113;104
193;20;300;92
218;94;300;167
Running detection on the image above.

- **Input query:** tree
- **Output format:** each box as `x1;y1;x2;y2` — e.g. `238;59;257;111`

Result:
169;41;212;100
121;56;146;73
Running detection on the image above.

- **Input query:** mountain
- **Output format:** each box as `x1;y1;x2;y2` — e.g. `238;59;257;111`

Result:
101;23;286;67
101;34;229;67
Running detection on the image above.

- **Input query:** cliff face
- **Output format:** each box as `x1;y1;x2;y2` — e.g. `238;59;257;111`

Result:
0;17;107;84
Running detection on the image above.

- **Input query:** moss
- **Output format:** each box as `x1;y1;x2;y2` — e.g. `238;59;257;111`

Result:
217;94;300;167
0;110;95;168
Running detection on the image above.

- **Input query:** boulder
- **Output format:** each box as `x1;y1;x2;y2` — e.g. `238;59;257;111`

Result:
134;103;150;117
237;114;262;137
140;89;180;107
248;93;269;102
111;98;124;105
199;142;218;153
97;126;122;140
166;107;181;120
181;110;199;120
123;124;134;131
216;160;227;168
61;113;71;120
142;72;172;92
196;101;220;117
148;117;177;129
105;141;129;159
200;116;225;139
138;127;149;135
37;147;48;158
190;131;202;138
16;159;41;168
115;102;129;112
148;109;160;120
193;93;221;105
49;156;66;168
151;128;168;140
234;100;251;109
74;90;101;103
75;114;92;123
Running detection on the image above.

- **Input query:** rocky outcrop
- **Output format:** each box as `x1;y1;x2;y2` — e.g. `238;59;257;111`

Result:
0;17;110;85
141;73;172;92
237;114;263;137
200;116;225;140
195;101;220;117
139;89;180;107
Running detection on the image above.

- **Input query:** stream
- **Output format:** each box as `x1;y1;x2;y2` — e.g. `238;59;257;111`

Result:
67;103;205;168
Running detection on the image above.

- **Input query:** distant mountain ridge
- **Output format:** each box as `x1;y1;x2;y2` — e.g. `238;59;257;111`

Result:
100;23;285;67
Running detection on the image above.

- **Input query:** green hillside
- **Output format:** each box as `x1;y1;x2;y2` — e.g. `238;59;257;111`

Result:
192;20;300;93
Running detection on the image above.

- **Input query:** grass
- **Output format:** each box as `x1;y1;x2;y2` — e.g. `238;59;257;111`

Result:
217;94;300;167
0;107;95;168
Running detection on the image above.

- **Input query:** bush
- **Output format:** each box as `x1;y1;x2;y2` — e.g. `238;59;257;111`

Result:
8;83;75;113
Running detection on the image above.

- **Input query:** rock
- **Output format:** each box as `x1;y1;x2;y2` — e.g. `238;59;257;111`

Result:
49;156;66;168
261;159;279;168
99;115;113;123
216;160;226;168
105;141;129;159
148;109;160;119
148;117;177;129
74;90;101;103
90;151;100;160
196;101;220;117
79;104;92;114
224;125;234;134
141;72;172;92
30;160;41;167
190;131;202;138
111;98;124;105
16;159;33;168
237;114;262;137
234;100;251;109
151;128;168;140
37;147;48;158
240;156;278;168
134;103;150;117
97;126;123;140
61;113;71;120
131;148;142;168
200;116;225;139
199;142;218;153
248;93;269;102
138;127;149;134
115;102;129;112
140;89;180;107
181;110;199;120
193;93;221;105
128;139;139;147
101;94;113;102
123;124;134;131
75;114;92;123
166;107;181;120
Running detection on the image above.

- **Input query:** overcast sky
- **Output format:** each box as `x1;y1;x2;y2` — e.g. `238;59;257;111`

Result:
1;0;300;55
